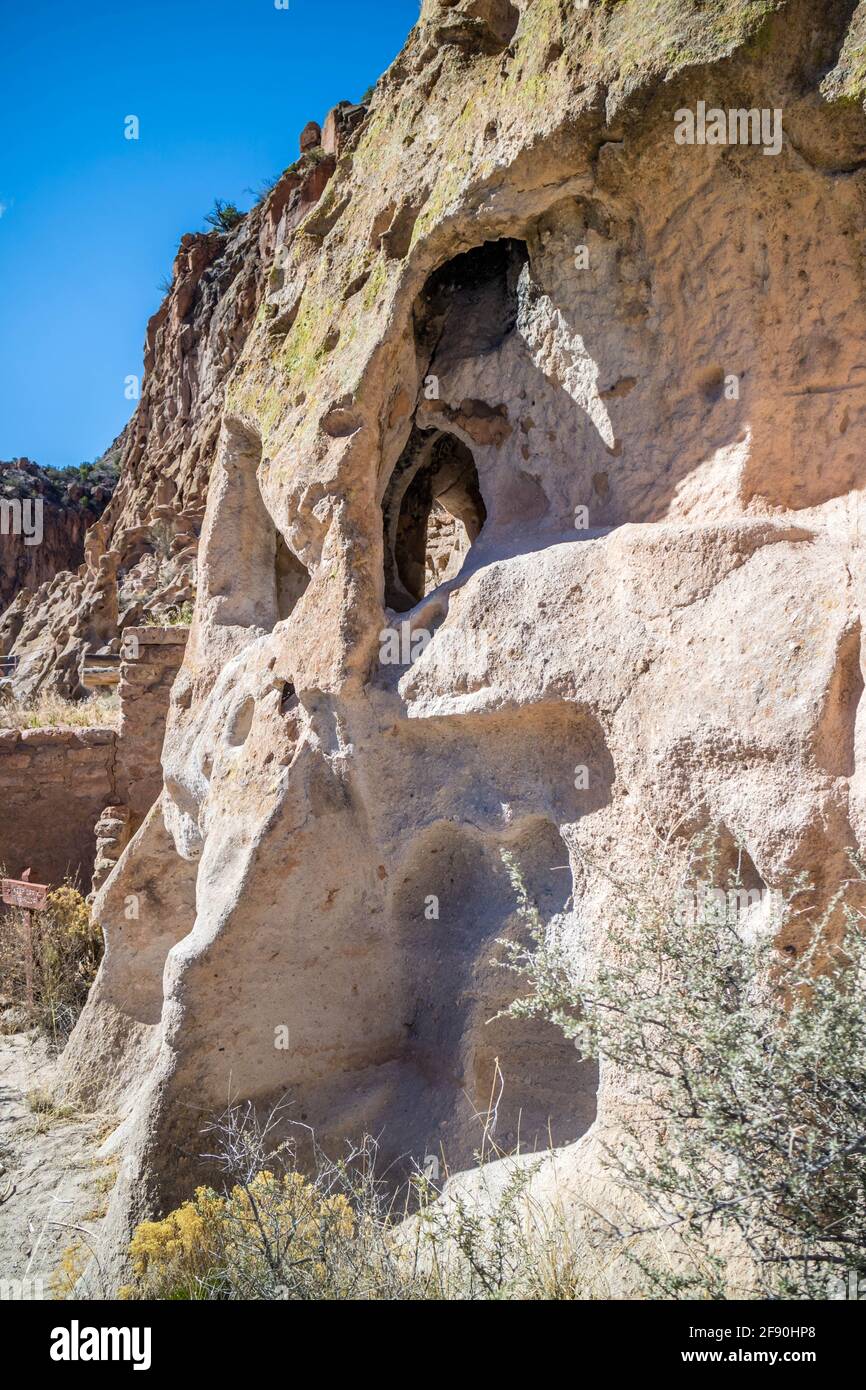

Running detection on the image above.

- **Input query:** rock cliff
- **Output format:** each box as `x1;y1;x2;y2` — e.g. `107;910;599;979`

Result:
38;0;866;1288
0;126;362;699
0;456;117;617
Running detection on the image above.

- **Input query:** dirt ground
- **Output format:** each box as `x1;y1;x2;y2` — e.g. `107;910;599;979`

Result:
0;1031;112;1300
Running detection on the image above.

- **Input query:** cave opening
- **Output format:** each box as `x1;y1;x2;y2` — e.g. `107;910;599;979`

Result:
385;430;486;611
275;532;311;624
382;238;530;612
414;237;528;368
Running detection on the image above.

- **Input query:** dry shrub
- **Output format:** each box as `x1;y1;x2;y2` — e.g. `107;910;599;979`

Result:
499;840;866;1300
0;883;103;1044
119;1100;591;1302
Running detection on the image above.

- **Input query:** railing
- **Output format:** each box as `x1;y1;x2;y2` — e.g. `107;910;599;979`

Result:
0;655;18;677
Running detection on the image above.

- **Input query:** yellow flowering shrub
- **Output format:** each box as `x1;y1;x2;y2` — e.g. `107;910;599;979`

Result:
45;885;96;942
51;1240;88;1299
124;1171;356;1300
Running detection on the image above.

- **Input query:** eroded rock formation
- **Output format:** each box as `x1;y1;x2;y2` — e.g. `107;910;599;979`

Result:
0;457;117;617
0;126;361;701
48;0;866;1288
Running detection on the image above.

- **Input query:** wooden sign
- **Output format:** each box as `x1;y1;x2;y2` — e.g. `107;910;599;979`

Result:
1;871;49;1008
2;876;49;911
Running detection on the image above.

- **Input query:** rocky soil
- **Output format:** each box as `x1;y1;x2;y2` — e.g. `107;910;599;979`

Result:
0;1032;109;1298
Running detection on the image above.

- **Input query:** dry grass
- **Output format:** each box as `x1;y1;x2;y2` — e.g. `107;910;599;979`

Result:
25;1087;77;1133
0;690;119;730
118;1091;601;1302
0;883;104;1046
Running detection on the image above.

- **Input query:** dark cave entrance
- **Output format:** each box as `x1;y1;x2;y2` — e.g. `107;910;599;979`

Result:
385;430;486;611
275;533;311;624
382;238;529;612
414;237;527;368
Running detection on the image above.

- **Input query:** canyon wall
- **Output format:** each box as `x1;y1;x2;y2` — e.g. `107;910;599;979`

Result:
0;125;365;702
48;0;866;1290
0;457;117;617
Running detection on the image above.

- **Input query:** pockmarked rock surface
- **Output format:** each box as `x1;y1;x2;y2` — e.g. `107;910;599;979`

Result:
51;0;866;1287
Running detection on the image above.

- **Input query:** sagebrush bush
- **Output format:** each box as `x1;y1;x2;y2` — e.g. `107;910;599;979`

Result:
0;882;102;1044
498;840;866;1300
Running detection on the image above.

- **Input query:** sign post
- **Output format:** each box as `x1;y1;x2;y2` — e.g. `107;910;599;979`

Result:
1;869;50;1009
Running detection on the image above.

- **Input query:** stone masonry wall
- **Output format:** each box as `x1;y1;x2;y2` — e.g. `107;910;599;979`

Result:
91;626;188;890
0;728;116;888
0;625;188;893
115;627;189;823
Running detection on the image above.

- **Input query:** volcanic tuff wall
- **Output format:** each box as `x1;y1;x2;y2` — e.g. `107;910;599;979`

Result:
49;0;866;1289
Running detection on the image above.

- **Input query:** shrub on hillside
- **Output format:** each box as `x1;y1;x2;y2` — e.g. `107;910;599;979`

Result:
204;199;245;233
0;882;102;1045
498;840;866;1300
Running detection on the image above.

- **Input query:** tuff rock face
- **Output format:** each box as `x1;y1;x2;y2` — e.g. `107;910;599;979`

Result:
55;0;866;1288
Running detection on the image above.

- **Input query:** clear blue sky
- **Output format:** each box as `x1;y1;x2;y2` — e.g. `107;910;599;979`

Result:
0;0;419;468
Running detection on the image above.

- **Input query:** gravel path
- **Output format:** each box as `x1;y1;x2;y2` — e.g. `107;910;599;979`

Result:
0;1032;112;1300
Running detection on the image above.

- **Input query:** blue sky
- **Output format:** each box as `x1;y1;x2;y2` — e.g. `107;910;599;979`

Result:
0;0;419;468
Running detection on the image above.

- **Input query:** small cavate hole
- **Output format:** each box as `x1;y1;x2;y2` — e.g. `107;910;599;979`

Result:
227;697;255;748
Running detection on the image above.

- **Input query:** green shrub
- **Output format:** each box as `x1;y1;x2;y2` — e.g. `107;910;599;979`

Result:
204;199;245;233
498;841;866;1300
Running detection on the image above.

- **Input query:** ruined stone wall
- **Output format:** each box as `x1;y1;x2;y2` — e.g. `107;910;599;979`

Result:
0;728;116;887
89;626;189;892
115;628;189;825
0;626;186;892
